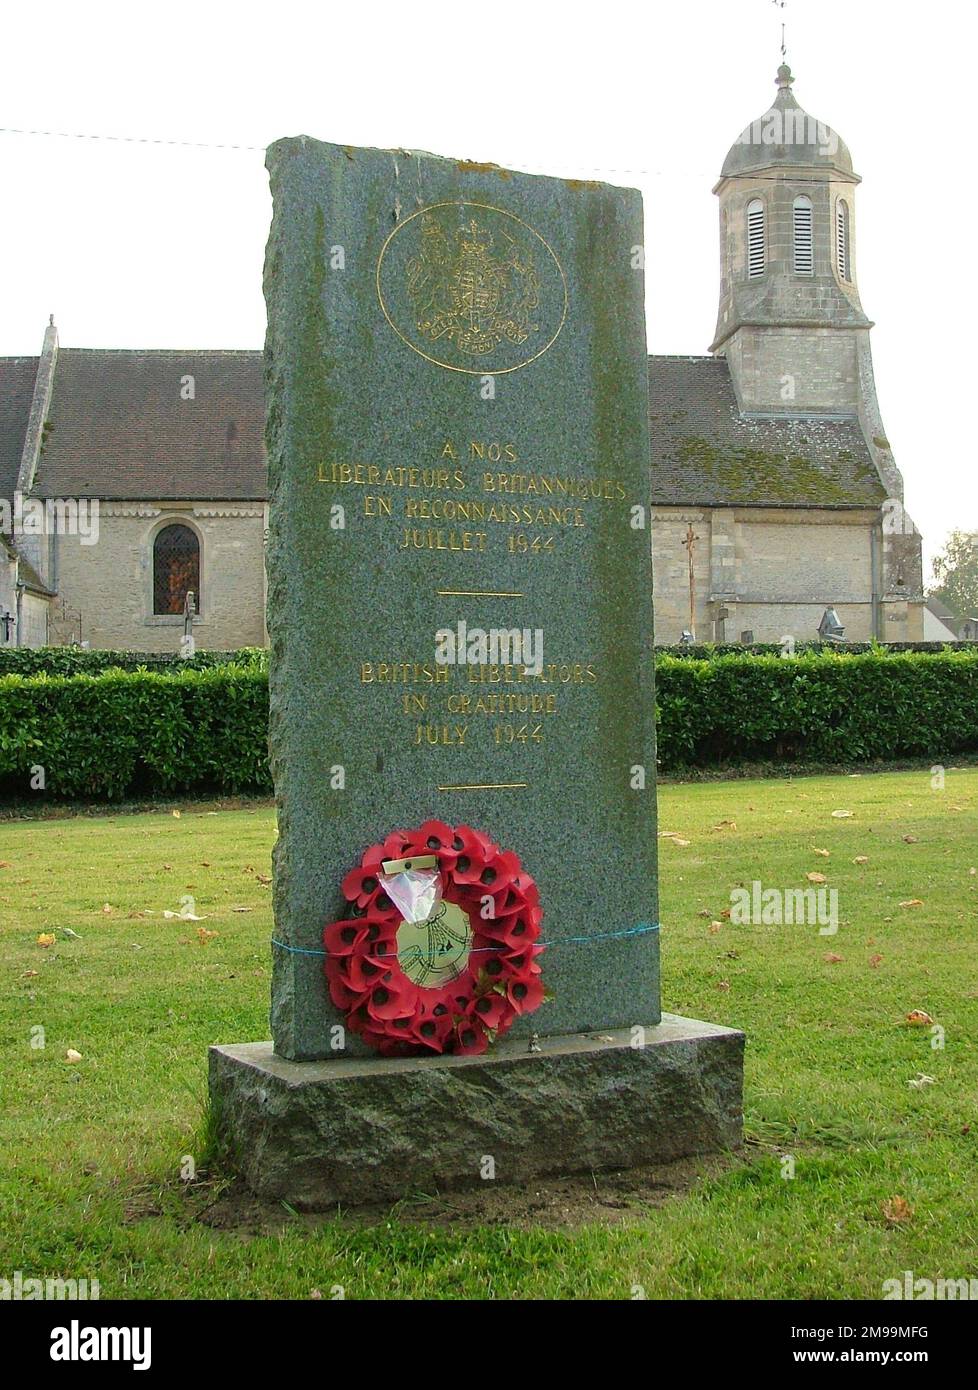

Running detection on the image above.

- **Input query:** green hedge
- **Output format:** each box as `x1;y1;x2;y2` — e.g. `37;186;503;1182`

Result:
1;649;976;799
656;649;978;768
0;665;270;800
0;647;267;677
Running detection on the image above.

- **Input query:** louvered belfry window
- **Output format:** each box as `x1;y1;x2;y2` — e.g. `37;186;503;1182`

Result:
836;199;851;281
793;196;814;274
153;524;200;615
747;199;765;278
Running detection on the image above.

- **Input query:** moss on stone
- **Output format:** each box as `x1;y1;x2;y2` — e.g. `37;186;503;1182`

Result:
673;436;883;504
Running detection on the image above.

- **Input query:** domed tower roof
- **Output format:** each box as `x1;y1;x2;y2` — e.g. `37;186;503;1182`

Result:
720;64;855;182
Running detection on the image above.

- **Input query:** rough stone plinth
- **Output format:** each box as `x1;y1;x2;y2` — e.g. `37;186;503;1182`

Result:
209;1014;744;1209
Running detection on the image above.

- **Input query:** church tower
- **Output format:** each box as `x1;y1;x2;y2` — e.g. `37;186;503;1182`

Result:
709;64;922;634
711;63;870;415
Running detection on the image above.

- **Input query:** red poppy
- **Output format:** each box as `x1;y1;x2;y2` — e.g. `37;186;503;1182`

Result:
323;822;545;1056
506;974;546;1015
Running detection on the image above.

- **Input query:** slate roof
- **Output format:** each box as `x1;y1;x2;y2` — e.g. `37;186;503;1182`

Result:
0;356;39;500
648;356;884;508
33;349;266;500
3;346;883;511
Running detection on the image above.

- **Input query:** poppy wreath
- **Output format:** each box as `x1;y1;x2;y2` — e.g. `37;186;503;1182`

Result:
323;820;545;1056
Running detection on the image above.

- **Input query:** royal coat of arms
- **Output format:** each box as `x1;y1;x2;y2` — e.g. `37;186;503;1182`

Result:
405;213;542;358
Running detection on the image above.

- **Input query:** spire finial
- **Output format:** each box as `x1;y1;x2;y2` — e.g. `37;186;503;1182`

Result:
772;0;788;65
776;62;794;90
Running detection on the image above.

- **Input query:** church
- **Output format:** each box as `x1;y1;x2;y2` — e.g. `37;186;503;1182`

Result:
0;66;923;650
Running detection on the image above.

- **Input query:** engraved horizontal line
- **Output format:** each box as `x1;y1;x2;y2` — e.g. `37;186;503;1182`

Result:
436;588;524;598
437;782;528;792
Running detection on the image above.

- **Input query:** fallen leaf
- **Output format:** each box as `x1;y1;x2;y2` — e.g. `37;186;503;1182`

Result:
101;903;114;915
200;862;212;868
899;899;924;908
806;872;828;884
720;908;731;920
36;933;55;948
230;906;253;913
882;1196;913;1225
65;1049;83;1063
717;980;730;991
712;820;737;832
0;861;10;869
902;835;919;844
869;954;884;968
708;921;723;934
163;910;207;922
831;810;854;819
812;848;830;857
172;810;182;819
908;1073;937;1090
23;969;39;978
197;927;219;944
672;838;691;848
853;856;869;864
906;1010;934;1026
823;952;843;963
162;864;172;871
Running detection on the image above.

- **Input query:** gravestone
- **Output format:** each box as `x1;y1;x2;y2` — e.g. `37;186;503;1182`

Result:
210;137;744;1206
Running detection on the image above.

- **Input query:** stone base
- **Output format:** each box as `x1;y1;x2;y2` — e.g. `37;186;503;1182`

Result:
208;1014;745;1209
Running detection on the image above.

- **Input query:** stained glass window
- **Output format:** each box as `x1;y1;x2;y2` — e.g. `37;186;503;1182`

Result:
153;524;199;615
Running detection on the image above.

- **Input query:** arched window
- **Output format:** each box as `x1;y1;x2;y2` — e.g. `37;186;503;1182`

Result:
792;196;813;274
747;199;765;278
836;199;851;281
153;524;200;615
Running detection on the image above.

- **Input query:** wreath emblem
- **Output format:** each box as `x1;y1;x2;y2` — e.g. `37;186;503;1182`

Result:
324;820;544;1056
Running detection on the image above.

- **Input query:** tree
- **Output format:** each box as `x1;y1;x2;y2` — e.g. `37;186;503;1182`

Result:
930;530;978;617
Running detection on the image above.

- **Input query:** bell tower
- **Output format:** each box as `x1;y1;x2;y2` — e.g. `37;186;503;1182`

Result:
711;64;872;418
709;63;923;638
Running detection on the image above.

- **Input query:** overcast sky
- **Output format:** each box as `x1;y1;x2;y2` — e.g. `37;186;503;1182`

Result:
2;0;971;579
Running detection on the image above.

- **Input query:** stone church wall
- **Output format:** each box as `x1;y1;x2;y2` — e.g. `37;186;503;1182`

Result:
53;503;267;651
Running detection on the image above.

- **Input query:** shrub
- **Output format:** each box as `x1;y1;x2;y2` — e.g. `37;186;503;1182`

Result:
655;648;978;769
0;665;271;800
0;648;976;800
0;647;267;678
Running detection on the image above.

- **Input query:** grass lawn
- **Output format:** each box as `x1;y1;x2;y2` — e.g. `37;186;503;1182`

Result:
1;767;976;1299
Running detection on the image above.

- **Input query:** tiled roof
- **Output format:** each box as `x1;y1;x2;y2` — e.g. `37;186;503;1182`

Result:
33;349;266;500
648;356;884;508
0;357;39;500
5;347;884;510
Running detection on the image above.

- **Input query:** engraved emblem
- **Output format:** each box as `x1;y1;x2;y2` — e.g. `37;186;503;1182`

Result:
406;214;540;358
397;899;473;989
377;201;567;374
